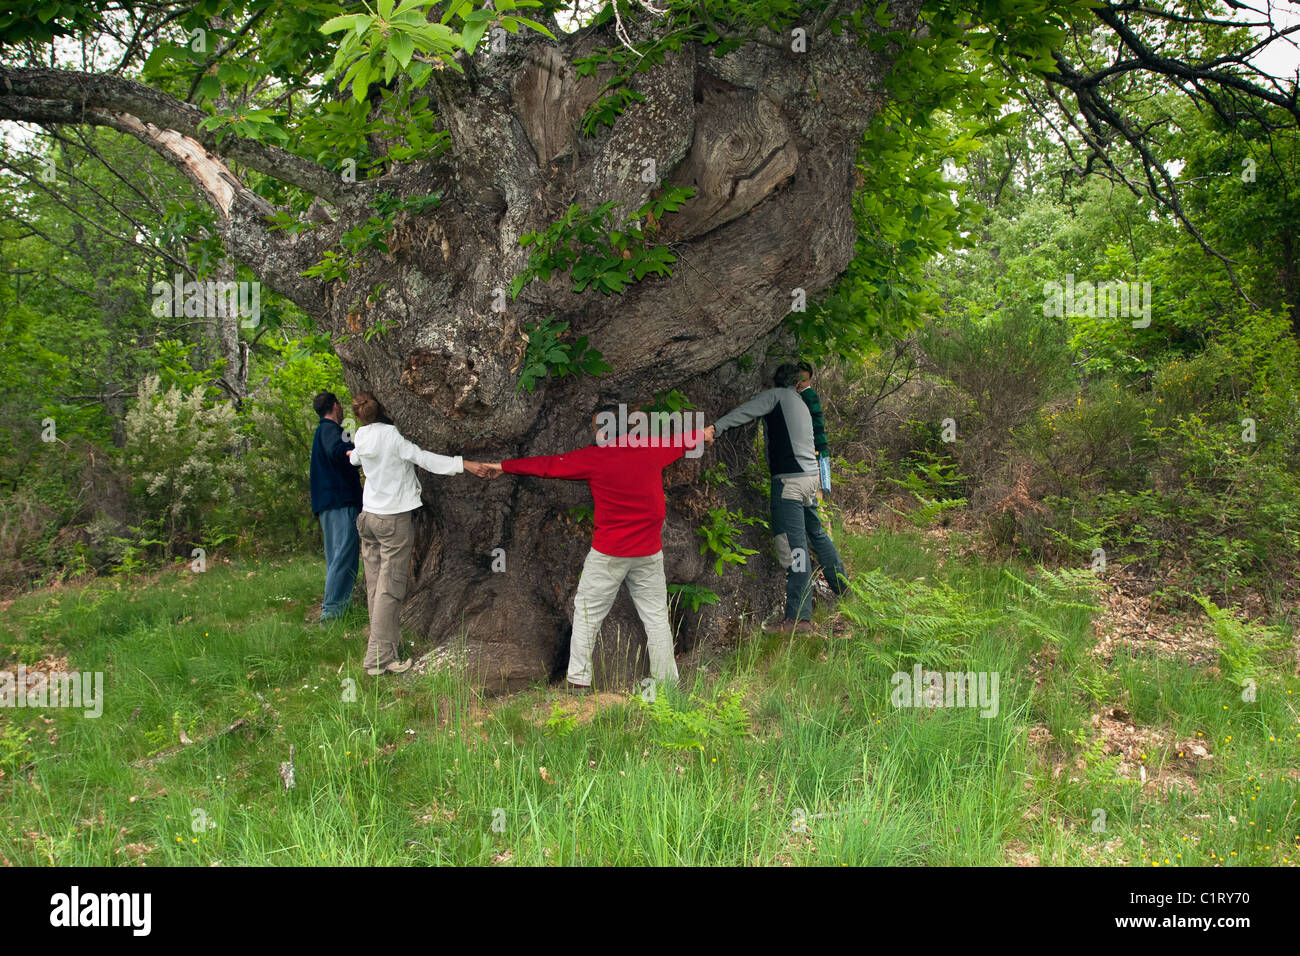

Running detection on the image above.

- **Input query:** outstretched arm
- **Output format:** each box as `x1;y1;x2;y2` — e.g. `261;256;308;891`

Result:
394;431;462;476
501;447;595;480
712;389;782;436
650;428;710;466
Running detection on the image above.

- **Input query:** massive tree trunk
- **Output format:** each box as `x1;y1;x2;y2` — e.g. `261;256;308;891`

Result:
356;18;916;691
0;4;921;691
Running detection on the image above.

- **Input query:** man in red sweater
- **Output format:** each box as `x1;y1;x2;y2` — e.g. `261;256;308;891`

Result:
481;404;709;693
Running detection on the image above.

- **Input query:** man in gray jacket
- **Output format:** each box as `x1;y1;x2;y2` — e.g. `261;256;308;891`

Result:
709;363;848;632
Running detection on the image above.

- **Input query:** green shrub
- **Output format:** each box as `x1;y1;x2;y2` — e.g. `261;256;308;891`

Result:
1032;415;1300;600
123;375;240;547
887;451;969;526
1017;381;1154;498
839;569;987;672
0;720;34;775
922;299;1075;441
638;690;751;755
919;300;1077;513
697;507;764;576
1194;596;1291;686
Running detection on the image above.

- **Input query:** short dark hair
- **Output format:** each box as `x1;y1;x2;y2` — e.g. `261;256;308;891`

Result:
797;361;814;377
313;391;338;417
773;363;801;388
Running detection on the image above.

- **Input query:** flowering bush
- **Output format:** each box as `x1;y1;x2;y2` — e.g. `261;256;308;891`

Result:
124;375;240;545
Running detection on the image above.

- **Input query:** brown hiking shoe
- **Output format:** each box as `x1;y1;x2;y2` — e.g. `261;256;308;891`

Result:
366;658;411;676
771;618;814;634
565;681;590;696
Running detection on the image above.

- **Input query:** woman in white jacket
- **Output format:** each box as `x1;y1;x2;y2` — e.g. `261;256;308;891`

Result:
347;392;492;675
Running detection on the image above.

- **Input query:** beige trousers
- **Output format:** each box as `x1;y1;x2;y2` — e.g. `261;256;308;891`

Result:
569;548;679;687
356;510;415;669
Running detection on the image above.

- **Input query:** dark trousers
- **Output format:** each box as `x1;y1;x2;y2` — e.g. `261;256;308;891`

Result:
770;474;847;620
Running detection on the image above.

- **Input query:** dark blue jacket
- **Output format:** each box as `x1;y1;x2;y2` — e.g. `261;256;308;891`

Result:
310;417;363;516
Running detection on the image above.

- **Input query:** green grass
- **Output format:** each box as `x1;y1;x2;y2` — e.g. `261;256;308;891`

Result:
0;528;1296;866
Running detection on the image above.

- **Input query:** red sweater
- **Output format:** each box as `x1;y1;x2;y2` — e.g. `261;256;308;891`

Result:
503;432;704;557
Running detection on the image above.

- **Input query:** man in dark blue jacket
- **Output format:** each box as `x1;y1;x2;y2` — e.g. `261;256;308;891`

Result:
311;391;363;621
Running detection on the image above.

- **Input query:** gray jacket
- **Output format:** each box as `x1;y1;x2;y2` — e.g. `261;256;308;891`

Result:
713;387;818;479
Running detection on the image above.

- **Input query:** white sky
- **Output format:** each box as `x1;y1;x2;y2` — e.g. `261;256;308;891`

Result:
1249;0;1300;80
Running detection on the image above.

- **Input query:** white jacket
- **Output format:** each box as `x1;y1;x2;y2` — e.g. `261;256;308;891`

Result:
348;422;462;514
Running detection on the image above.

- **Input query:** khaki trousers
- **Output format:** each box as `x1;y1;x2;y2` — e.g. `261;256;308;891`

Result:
569;548;679;688
356;510;415;669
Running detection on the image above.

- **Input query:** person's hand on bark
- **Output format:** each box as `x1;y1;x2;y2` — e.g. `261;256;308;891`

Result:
702;425;716;446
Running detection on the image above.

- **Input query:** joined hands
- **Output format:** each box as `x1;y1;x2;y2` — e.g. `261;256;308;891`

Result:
464;461;503;479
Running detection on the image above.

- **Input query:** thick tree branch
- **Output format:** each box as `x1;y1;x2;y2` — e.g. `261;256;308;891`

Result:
0;78;334;315
1093;3;1300;126
1044;54;1257;306
0;66;346;202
